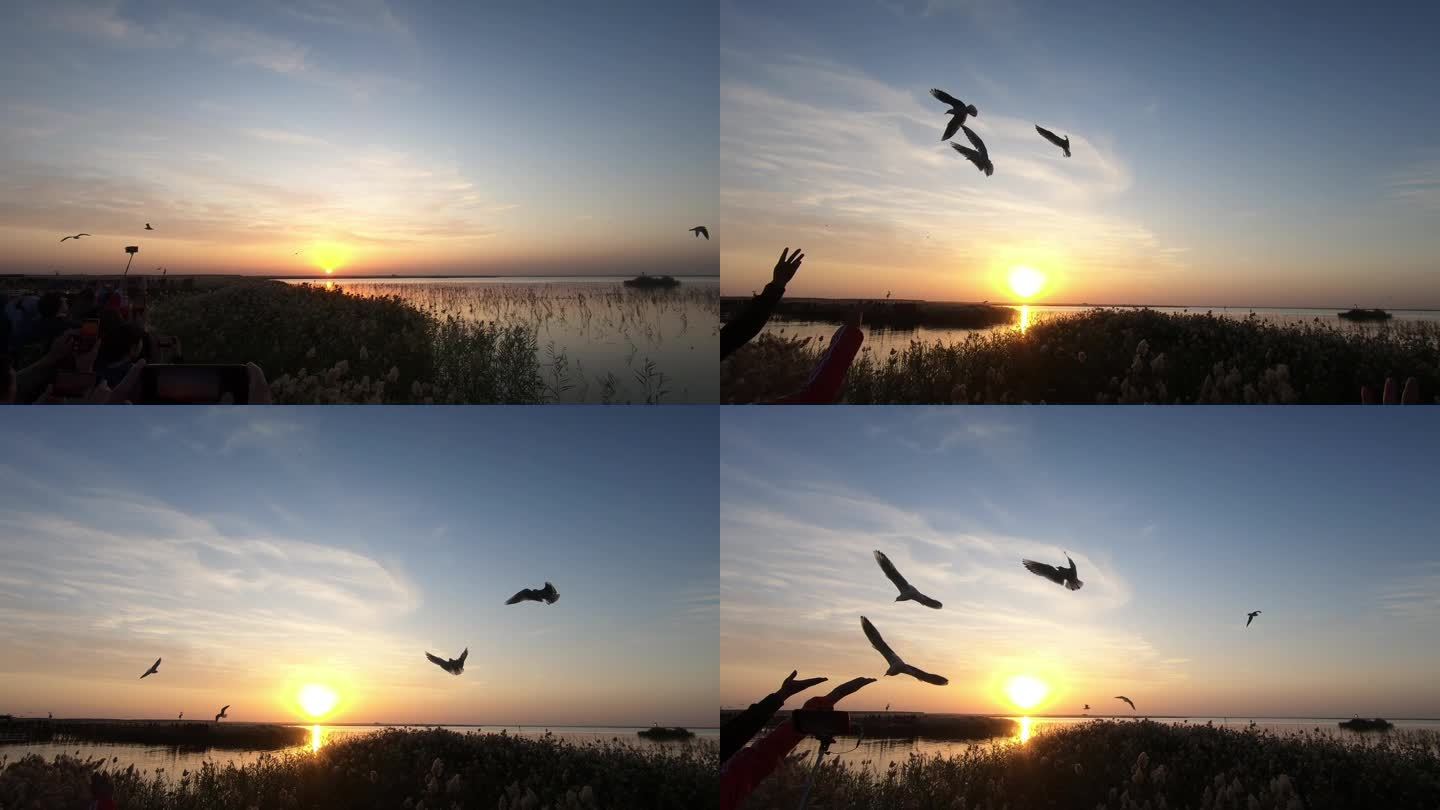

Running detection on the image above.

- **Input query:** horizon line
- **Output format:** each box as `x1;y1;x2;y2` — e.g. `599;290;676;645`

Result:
719;296;1440;313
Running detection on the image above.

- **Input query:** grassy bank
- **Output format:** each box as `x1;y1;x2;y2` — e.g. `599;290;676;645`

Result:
0;728;717;809
745;720;1440;810
0;719;304;749
721;309;1440;404
720;298;1018;330
150;280;544;403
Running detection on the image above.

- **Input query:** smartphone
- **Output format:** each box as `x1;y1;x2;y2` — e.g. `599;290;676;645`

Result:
791;709;851;738
75;318;100;353
51;370;96;399
139;364;250;404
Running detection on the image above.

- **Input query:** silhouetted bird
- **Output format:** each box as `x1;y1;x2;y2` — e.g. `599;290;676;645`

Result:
1083;704;1091;711
860;616;949;685
506;582;559;605
215;705;229;722
178;712;183;719
59;233;91;242
950;125;993;176
1035;125;1071;157
873;550;942;609
425;648;468;675
690;226;709;240
930;88;978;141
1022;554;1083;590
1115;696;1135;711
144;223;154;230
140;658;161;679
1246;610;1262;627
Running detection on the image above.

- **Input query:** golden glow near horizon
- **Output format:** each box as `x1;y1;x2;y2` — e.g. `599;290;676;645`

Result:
1017;715;1033;744
1004;675;1050;711
298;684;340;720
310;724;322;753
310;244;351;275
1018;303;1032;334
1008;265;1046;300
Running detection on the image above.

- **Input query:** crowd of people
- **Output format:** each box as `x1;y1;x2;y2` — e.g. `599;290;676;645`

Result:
1;278;269;404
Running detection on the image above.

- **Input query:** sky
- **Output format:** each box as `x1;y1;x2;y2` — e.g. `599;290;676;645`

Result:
0;407;718;727
720;0;1440;308
0;0;717;277
721;407;1440;718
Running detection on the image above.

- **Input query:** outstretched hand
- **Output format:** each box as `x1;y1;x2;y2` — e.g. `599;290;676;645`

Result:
1361;376;1419;404
772;247;804;287
823;677;876;705
776;670;827;701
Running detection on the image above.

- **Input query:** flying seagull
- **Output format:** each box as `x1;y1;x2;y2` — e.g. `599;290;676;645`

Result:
690;226;709;240
1115;696;1136;711
1083;704;1091;711
178;712;183;719
215;705;229;722
59;233;91;242
506;582;559;605
425;648;468;675
860;616;949;686
873;550;942;609
930;88;978;141
1035;125;1071;157
1246;610;1262;627
1022;554;1083;590
950;125;993;177
144;223;154;230
140;658;161;679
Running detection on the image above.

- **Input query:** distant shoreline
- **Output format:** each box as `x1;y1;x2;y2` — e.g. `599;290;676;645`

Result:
2;717;718;729
721;296;1440;313
2;273;719;281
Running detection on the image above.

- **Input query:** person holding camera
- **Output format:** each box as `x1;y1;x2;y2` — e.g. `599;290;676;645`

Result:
720;676;875;810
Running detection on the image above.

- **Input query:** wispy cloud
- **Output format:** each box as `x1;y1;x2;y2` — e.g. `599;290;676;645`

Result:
244;128;331;148
1378;564;1440;621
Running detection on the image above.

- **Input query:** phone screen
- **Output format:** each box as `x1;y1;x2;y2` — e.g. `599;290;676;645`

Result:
141;365;249;404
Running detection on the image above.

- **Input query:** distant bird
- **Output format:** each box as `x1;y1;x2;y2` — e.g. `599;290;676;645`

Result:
930;88;978;141
873;550;942;609
950;125;993;177
144;223;154;230
294;250;303;255
139;658;161;679
506;582;559;605
1115;696;1135;711
1035;125;1071;157
178;712;183;719
215;705;229;722
860;616;949;686
1246;610;1262;627
690;226;709;240
1022;554;1083;590
886;291;892;299
1083;704;1091;711
59;233;91;242
425;648;468;675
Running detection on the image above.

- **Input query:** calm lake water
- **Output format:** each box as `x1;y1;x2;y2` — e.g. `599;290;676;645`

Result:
278;276;719;404
789;716;1440;769
762;304;1440;357
0;725;719;780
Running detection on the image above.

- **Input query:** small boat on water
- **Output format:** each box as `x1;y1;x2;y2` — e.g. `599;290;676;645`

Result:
624;274;680;289
637;726;694;740
1338;718;1393;731
1337;308;1392;322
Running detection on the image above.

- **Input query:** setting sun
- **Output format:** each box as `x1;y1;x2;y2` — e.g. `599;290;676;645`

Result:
1008;266;1046;300
297;684;339;719
309;244;351;275
1004;675;1049;711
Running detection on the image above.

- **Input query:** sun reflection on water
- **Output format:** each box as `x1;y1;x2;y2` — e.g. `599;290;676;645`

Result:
310;724;321;753
1018;716;1033;744
1018;304;1032;334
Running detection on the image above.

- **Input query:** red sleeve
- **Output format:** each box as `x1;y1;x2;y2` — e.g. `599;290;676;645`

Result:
768;324;863;405
720;696;835;810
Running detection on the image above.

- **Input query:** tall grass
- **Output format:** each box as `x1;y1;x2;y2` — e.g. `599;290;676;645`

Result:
0;728;717;810
721;309;1440;404
149;281;544;404
745;720;1440;810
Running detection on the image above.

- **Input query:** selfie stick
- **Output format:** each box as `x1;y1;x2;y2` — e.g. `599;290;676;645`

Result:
123;246;139;277
796;734;833;810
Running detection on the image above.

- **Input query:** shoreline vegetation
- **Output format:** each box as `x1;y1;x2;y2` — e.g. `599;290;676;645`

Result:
0;728;717;809
720;298;1018;329
721;308;1440;404
717;710;1015;741
0;718;305;750
745;720;1440;810
637;726;695;740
